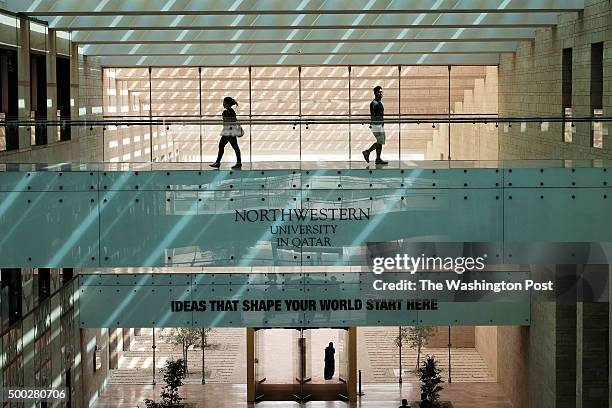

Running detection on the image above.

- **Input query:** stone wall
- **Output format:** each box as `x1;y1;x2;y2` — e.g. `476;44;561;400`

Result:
528;301;557;408
76;54;104;162
498;0;611;159
497;326;529;408
474;325;530;406
0;45;103;163
474;326;497;381
80;328;111;408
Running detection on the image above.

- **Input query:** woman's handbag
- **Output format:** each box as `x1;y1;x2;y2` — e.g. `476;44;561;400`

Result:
221;124;244;137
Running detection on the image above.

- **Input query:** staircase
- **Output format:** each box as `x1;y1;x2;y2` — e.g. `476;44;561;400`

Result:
110;328;246;384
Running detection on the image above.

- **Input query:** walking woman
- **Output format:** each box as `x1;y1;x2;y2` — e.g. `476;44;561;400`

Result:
210;97;242;169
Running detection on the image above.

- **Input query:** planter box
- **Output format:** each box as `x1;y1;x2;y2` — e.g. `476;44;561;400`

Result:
410;402;453;408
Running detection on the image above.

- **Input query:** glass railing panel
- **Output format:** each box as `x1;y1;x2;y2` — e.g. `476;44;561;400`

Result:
103;123;151;163
301;123;349;161
0;163;611;269
250;122;300;162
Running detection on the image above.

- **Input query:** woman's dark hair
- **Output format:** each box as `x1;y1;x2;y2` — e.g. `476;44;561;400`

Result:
223;96;238;107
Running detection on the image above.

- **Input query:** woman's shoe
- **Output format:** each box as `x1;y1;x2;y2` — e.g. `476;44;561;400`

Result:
362;150;370;163
209;162;220;168
231;163;242;169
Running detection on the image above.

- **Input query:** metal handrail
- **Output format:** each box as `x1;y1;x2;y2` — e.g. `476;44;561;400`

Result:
0;115;610;127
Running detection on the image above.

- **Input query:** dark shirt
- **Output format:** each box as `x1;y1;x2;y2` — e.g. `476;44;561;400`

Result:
325;346;335;362
370;99;384;126
222;107;237;124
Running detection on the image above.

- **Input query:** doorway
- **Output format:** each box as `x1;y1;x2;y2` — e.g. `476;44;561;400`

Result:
250;328;354;401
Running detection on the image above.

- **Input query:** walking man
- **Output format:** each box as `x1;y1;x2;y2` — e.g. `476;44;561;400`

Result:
362;85;388;165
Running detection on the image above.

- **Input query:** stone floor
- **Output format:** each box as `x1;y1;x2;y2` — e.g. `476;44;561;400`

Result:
95;383;514;408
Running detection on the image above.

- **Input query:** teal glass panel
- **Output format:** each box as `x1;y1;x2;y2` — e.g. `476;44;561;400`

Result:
78;272;530;328
0;191;99;267
98;189;302;266
502;242;612;264
504;188;612;242
0;170;98;192
99;169;299;191
0;166;609;268
79;273;192;327
302;167;501;190
505;167;609;188
301;188;502;266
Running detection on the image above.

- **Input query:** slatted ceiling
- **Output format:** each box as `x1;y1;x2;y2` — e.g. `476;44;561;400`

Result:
46;11;554;31
10;0;583;66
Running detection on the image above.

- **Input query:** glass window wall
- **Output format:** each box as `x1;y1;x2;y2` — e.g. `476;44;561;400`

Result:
102;65;499;163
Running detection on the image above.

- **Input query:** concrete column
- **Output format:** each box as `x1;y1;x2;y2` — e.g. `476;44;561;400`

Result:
17;17;31;150
578;301;609;408
246;328;255;402
69;42;79;142
108;328;119;370
555;265;578;408
348;327;357;401
556;303;577;408
46;28;57;144
122;328;132;351
22;314;35;388
50;286;63;393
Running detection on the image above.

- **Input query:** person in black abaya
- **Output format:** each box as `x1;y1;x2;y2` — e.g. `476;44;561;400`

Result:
324;342;335;380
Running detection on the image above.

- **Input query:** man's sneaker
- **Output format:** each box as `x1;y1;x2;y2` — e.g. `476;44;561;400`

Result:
231;162;242;169
362;150;370;163
375;159;388;165
209;162;220;168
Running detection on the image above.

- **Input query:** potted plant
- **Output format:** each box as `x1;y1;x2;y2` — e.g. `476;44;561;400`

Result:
418;355;443;408
143;359;187;408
